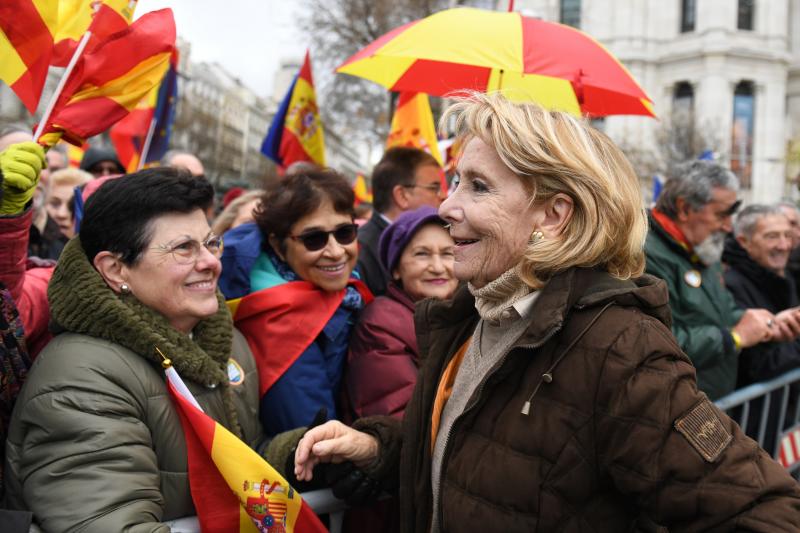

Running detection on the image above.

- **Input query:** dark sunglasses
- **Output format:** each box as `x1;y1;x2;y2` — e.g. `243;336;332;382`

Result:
289;223;359;251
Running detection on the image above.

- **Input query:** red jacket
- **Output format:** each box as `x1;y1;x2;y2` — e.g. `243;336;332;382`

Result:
0;209;53;357
345;283;419;419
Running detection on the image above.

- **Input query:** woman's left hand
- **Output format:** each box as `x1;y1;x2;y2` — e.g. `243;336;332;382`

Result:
294;421;379;482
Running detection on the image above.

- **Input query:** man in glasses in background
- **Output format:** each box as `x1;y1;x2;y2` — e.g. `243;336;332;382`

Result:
357;146;443;296
645;160;777;401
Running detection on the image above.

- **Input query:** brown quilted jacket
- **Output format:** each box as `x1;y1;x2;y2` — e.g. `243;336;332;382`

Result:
360;267;800;532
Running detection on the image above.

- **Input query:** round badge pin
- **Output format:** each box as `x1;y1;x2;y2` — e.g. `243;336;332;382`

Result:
684;269;702;288
227;358;245;386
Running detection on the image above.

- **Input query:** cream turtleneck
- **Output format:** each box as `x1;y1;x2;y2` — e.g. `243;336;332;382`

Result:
468;265;533;322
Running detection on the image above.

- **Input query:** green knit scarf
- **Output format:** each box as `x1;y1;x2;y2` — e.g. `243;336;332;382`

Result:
48;237;243;437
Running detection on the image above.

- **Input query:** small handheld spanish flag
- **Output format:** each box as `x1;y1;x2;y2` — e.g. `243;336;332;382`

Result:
158;348;327;533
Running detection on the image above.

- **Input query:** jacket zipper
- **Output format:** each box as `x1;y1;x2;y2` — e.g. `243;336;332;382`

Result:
434;321;563;531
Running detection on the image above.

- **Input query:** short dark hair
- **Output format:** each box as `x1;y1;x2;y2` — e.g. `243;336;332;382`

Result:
80;168;215;265
371;147;439;213
254;168;354;253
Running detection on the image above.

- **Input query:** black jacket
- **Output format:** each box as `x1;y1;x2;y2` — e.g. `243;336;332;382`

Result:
356;211;390;296
722;236;800;385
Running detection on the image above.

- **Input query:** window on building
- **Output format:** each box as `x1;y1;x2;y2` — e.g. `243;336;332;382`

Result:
673;81;694;116
680;0;696;33
560;0;581;28
737;0;755;30
731;81;755;188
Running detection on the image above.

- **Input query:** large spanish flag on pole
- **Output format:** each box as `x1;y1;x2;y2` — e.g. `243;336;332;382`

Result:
53;0;138;66
37;8;175;148
386;92;443;165
0;0;58;114
261;51;325;170
161;355;326;533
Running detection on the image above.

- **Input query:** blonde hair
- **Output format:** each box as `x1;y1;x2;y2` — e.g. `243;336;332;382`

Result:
49;167;93;188
441;92;647;288
211;189;263;235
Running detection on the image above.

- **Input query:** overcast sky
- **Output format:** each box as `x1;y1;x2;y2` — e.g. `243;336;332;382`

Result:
136;0;308;98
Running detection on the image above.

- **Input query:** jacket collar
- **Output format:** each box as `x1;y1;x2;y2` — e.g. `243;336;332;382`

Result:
423;268;672;348
386;282;416;312
648;209;703;266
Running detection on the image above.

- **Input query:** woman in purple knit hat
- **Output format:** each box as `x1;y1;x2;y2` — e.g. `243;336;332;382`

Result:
344;206;458;420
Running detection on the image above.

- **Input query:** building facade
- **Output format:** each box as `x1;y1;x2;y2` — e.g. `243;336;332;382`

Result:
512;0;799;202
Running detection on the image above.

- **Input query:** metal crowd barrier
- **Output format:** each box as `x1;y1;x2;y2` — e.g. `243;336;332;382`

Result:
715;367;800;474
163;489;347;532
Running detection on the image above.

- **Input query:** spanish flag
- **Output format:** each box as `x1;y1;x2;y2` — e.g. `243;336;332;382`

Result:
163;360;327;533
386;92;443;165
261;51;325;169
38;8;175;148
110;50;178;172
227;280;371;399
52;0;138;66
0;0;57;114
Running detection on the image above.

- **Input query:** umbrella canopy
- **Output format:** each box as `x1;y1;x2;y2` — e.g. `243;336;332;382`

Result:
337;7;655;118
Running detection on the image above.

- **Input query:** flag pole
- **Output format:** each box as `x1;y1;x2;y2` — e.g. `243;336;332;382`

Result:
137;116;158;171
34;31;93;143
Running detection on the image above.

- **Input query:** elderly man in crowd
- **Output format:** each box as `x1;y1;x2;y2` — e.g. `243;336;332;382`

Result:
722;204;800;386
645;160;775;400
357;146;443;296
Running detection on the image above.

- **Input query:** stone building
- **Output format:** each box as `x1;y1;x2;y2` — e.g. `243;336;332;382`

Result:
511;0;800;202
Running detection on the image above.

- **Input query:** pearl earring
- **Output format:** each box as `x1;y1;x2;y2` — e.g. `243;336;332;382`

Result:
120;283;131;294
530;230;544;244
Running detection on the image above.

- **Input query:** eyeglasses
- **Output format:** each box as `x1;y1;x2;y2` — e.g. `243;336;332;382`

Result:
289;223;359;252
153;233;224;264
403;183;442;195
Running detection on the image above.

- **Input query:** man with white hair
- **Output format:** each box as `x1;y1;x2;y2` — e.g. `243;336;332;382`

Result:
722;204;800;386
645;160;775;400
722;204;800;451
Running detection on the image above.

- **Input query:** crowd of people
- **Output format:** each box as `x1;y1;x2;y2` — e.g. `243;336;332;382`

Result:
1;93;800;532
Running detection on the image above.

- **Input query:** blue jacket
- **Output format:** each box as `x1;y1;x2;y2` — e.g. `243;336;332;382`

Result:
220;223;356;436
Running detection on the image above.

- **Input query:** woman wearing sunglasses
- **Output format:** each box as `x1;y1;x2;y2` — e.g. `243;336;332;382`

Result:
219;168;371;437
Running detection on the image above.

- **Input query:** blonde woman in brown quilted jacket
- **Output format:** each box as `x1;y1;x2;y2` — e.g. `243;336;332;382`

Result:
295;93;800;532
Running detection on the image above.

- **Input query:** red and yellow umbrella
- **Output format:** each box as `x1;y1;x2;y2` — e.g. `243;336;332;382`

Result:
337;7;655;118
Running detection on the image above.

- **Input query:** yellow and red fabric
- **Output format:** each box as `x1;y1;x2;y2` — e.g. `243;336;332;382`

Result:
227;280;372;397
261;51;325;169
52;0;138;66
109;50;178;172
337;7;654;117
37;8;175;148
0;0;57;114
57;139;89;168
386;92;443;165
352;173;373;205
165;365;326;533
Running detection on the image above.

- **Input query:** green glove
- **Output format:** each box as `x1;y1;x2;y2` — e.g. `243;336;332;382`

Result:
0;141;46;215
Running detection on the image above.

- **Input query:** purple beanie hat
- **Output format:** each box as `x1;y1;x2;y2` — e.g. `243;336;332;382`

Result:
379;206;447;273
